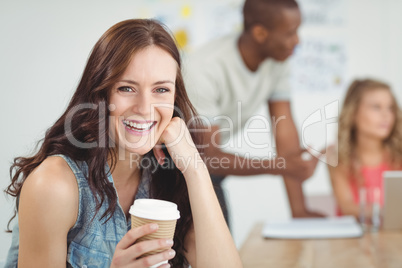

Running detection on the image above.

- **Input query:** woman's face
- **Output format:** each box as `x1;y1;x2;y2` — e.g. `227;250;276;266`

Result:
355;88;395;141
109;46;176;156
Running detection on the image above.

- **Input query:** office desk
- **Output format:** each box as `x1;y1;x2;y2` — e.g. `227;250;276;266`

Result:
240;223;402;268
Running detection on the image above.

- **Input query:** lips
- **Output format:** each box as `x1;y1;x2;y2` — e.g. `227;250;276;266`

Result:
123;119;156;132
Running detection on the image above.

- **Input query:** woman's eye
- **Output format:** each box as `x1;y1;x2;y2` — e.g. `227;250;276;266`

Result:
155;88;169;93
118;86;133;92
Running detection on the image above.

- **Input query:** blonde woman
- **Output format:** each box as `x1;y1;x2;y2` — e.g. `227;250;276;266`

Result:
328;79;402;219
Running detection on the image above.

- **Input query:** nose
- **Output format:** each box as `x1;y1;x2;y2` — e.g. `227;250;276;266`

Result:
132;92;151;116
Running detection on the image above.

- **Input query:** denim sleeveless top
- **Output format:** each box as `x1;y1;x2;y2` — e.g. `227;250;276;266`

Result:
5;154;150;268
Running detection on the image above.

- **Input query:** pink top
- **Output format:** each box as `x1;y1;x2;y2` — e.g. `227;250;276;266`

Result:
350;163;389;206
337;163;390;216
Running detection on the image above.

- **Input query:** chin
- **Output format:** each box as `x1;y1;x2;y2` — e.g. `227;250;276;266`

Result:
128;143;156;155
273;53;292;62
373;132;392;140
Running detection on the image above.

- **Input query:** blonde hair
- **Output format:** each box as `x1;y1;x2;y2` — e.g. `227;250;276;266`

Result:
338;79;402;170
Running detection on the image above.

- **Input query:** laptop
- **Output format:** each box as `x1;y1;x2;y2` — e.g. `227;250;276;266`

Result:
382;171;402;230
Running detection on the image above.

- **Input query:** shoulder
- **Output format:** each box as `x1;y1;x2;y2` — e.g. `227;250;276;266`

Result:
20;156;78;228
184;35;237;70
24;156;77;195
191;35;236;57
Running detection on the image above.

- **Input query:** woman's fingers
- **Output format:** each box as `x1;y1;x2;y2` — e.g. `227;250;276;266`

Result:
113;248;175;268
127;238;174;260
116;223;158;250
137;249;176;268
112;224;176;267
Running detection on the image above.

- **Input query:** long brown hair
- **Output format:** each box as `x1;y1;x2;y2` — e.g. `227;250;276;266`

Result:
338;79;402;179
5;19;201;266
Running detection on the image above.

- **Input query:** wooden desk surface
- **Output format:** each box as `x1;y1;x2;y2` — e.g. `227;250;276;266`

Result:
240;223;402;268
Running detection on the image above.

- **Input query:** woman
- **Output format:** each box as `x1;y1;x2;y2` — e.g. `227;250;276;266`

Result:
5;19;242;268
328;79;402;219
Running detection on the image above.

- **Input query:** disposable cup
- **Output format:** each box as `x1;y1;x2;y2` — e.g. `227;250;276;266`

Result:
129;199;180;267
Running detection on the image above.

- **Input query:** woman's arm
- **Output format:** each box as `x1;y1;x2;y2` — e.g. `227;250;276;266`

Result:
328;162;360;217
18;156;78;267
183;162;241;268
154;117;242;268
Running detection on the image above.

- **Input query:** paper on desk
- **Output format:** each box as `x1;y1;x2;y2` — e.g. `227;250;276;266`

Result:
262;216;363;239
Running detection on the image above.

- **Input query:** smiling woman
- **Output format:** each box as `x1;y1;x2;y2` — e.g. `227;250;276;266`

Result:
4;19;242;268
109;46;177;157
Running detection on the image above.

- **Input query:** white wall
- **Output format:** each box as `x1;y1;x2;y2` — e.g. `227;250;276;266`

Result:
1;0;402;263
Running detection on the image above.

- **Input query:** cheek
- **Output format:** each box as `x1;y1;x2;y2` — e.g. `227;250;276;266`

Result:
162;109;174;123
108;107;124;127
355;110;383;132
276;39;287;49
154;95;175;129
355;111;372;130
156;107;174;129
387;112;396;124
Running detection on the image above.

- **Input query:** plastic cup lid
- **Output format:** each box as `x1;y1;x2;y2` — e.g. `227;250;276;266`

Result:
129;199;180;220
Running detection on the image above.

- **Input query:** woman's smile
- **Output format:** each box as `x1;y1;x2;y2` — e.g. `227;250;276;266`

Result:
122;119;157;136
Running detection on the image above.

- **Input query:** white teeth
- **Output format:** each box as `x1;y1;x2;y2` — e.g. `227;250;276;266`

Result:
124;120;154;131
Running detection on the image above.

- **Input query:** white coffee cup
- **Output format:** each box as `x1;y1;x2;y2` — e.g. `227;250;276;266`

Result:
129;199;180;268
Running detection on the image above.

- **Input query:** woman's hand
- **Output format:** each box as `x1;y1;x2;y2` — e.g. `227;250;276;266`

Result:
111;223;175;268
153;117;204;175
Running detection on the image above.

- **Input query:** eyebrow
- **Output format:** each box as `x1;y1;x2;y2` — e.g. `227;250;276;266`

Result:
119;79;175;86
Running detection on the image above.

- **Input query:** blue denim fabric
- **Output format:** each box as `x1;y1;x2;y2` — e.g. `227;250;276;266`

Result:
4;154;150;268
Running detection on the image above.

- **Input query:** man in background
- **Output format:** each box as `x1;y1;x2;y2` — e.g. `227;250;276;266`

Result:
184;0;323;226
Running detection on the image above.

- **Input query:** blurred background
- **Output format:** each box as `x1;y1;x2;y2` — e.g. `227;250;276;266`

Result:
1;0;402;263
